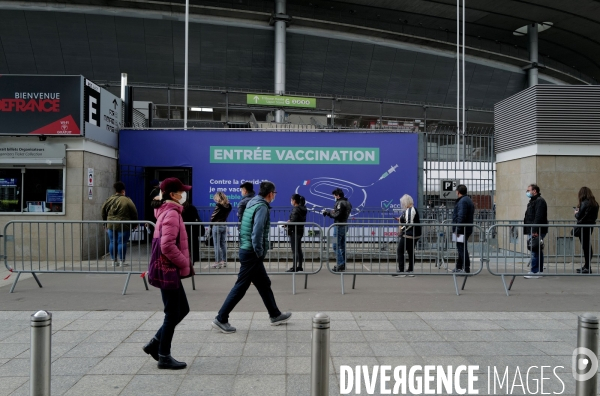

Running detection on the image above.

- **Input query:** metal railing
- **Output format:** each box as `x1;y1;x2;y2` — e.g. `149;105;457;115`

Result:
2;221;152;295
3;220;325;296
4;219;599;297
487;223;600;296
184;221;324;294
325;223;486;295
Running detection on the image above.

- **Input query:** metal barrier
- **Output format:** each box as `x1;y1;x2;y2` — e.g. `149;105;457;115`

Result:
325;222;485;295
3;220;152;295
486;223;600;296
184;221;324;294
2;220;324;296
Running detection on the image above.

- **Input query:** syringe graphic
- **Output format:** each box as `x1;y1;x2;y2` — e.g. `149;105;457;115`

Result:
378;164;399;180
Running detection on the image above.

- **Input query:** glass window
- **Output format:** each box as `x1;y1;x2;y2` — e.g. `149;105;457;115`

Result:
0;169;22;213
22;169;64;213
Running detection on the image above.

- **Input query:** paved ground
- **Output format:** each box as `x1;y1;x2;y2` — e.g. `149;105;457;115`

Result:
1;265;600;395
0;310;598;396
1;265;600;312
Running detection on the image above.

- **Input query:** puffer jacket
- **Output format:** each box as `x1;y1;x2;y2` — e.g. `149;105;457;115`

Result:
154;201;190;277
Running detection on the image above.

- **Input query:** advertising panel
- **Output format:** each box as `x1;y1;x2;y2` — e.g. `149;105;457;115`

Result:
119;130;418;216
0;75;83;135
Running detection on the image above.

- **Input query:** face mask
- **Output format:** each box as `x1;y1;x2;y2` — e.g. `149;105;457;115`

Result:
526;192;533;198
178;191;187;205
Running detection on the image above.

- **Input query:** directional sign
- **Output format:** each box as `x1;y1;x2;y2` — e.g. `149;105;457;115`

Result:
246;94;316;108
440;180;458;200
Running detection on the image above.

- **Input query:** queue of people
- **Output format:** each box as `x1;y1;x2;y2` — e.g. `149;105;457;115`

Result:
103;177;598;370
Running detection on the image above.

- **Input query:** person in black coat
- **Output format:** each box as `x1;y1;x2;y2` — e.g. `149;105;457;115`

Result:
394;194;421;277
523;183;548;278
286;194;308;272
575;186;599;274
181;201;204;264
452;184;475;274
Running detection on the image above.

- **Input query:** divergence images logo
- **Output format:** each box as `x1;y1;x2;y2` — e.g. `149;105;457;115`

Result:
572;347;598;382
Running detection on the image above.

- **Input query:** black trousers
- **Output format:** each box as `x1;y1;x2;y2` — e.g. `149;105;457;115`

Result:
397;237;416;272
289;231;304;269
579;228;594;269
155;281;190;356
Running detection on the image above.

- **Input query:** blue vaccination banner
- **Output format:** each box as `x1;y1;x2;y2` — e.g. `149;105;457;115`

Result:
119;130;418;216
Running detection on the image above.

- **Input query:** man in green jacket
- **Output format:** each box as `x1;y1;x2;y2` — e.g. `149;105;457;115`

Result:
212;181;291;333
101;181;138;266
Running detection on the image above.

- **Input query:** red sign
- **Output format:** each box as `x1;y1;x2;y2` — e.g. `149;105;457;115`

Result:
28;115;81;135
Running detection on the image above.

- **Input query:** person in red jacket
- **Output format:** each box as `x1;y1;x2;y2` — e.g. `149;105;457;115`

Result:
143;177;192;370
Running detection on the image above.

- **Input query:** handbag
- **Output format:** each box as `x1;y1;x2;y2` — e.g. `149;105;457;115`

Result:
148;210;182;290
573;227;581;237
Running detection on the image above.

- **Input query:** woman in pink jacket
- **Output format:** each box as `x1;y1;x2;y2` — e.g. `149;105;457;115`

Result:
143;177;192;370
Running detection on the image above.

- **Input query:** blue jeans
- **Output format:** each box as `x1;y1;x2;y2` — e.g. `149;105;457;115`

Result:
333;225;347;267
213;225;228;262
530;233;546;273
216;249;281;323
107;229;130;261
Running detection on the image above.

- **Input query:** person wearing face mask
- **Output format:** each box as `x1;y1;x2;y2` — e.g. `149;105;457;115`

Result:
210;192;233;268
212;181;292;334
142;177;192;370
523;183;548;279
286;194;307;272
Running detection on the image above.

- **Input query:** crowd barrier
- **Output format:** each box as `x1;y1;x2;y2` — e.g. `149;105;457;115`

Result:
183;221;324;294
2;220;324;295
4;220;598;297
2;220;152;295
487;223;600;296
325;222;486;295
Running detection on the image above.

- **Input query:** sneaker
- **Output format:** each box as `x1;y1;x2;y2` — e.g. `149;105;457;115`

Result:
332;266;345;272
451;268;465;274
392;273;407;278
576;268;592;274
524;272;541;279
212;318;236;334
270;312;292;326
211;263;222;269
111;261;120;267
406;271;415;277
119;261;129;267
285;268;296;272
220;261;227;268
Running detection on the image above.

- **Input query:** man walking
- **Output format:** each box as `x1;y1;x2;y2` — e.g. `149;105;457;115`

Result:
101;181;138;266
323;188;353;272
212;181;291;333
523;183;548;279
452;184;475;274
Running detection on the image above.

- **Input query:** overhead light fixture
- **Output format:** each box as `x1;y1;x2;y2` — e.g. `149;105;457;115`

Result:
513;22;553;36
190;107;213;112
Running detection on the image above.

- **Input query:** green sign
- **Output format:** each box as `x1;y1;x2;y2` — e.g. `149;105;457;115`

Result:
210;146;379;165
246;94;316;108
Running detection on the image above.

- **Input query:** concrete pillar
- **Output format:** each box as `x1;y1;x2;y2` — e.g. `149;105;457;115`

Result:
528;23;538;87
274;0;286;123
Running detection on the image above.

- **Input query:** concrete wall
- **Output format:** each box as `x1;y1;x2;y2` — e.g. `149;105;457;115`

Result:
2;150;118;262
496;155;600;222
